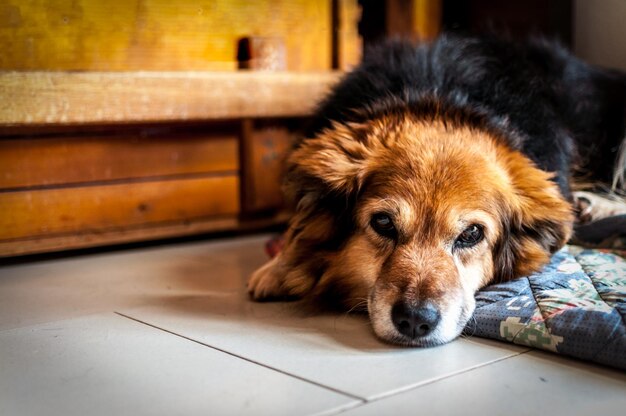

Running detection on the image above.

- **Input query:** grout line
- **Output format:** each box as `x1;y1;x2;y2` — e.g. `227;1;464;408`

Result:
316;350;532;415
310;400;368;416
365;349;531;403
114;311;366;403
114;311;535;411
318;401;371;416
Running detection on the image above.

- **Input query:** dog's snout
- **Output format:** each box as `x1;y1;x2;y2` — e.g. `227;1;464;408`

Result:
391;302;440;339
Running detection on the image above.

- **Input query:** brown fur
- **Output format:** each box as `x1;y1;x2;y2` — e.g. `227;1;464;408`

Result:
248;114;574;346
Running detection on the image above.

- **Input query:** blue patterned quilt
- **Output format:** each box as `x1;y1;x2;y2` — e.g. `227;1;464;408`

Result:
466;246;626;370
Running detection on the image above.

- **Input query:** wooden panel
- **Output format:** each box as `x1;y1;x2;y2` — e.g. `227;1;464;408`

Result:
0;175;239;241
0;132;238;189
0;211;290;257
387;0;415;38
387;0;442;41
241;120;294;213
337;0;362;70
0;0;331;71
413;0;442;41
0;72;340;127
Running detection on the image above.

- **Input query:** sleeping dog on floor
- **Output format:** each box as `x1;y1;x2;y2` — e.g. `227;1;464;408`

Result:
247;35;626;347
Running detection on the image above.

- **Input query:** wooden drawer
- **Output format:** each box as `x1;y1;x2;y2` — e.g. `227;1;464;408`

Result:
0;175;239;241
0;127;242;257
0;130;238;189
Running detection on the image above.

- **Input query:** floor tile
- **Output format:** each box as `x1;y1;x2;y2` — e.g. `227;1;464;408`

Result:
0;313;359;416
340;350;626;416
0;235;269;330
120;293;528;400
6;233;619;415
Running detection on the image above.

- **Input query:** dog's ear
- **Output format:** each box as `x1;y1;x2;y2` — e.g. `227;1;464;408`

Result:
258;123;374;300
493;154;574;281
285;123;374;200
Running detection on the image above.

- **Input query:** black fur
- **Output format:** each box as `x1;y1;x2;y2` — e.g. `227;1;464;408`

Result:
304;34;626;199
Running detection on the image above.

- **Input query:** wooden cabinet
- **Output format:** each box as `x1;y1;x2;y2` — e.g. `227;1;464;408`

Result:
0;72;339;257
0;1;356;257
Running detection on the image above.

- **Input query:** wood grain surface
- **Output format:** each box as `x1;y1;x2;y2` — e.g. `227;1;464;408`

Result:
0;175;239;241
0;71;340;127
0;0;332;71
0;132;238;189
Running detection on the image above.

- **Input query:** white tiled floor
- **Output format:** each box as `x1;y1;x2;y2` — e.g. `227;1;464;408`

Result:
1;234;625;415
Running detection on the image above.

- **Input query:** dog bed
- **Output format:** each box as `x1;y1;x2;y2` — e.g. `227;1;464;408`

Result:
467;245;626;370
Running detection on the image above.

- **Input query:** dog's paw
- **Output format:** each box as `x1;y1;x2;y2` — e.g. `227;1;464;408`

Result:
247;257;284;301
573;191;626;224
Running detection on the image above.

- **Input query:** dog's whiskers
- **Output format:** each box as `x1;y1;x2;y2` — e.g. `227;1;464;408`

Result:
344;298;369;314
461;314;478;339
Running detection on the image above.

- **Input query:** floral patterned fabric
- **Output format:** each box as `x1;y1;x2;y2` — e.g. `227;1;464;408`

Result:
466;246;626;370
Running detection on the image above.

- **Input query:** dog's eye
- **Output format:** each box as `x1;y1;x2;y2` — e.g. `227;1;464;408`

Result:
371;213;396;237
455;224;484;248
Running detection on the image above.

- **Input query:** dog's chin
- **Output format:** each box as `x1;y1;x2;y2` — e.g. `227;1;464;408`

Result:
368;295;475;348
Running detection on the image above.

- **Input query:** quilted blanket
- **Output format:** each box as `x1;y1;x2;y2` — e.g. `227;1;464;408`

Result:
467;246;626;370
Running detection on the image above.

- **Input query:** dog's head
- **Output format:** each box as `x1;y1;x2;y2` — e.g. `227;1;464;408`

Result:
281;114;573;346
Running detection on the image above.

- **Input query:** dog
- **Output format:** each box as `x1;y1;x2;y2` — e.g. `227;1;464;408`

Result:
247;35;626;347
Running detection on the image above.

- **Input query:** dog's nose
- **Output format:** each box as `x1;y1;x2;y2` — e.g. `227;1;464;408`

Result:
391;302;440;339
